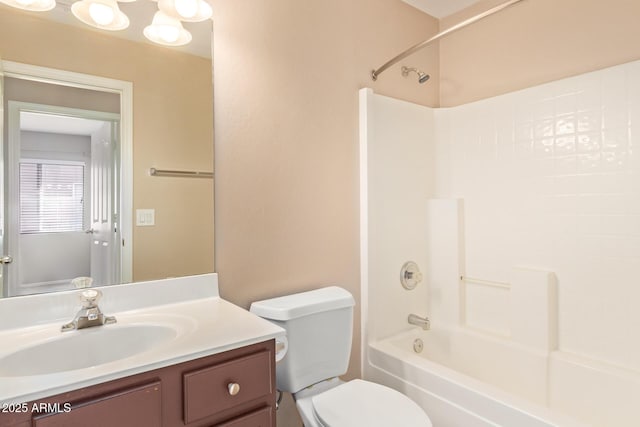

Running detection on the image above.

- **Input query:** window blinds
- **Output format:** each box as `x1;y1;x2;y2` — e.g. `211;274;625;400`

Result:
19;161;85;233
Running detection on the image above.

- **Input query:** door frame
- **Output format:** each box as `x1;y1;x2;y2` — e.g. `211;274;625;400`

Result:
8;102;121;296
1;61;133;295
0;60;4;297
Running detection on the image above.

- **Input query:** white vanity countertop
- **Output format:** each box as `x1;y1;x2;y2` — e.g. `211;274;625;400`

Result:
0;273;285;405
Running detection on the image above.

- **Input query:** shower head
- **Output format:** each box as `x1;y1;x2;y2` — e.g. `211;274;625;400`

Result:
401;66;430;84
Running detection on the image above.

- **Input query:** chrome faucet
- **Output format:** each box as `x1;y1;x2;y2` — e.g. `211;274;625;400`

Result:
408;313;430;330
61;289;116;332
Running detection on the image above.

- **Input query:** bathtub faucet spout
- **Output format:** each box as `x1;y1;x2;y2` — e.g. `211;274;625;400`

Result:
408;313;430;330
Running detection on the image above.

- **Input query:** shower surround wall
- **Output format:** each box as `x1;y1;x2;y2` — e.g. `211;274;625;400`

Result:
361;59;640;426
436;60;640;371
359;90;435;344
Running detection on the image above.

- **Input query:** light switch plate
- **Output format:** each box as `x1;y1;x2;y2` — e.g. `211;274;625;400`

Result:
136;209;155;226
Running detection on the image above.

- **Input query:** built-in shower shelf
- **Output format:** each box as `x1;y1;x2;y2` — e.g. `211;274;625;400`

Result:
460;268;557;353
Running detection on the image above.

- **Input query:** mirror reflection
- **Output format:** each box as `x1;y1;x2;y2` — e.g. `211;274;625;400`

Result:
0;1;214;297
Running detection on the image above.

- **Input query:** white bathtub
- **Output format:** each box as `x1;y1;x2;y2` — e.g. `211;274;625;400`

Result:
366;327;640;427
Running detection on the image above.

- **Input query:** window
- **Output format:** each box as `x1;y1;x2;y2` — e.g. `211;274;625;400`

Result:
19;161;85;233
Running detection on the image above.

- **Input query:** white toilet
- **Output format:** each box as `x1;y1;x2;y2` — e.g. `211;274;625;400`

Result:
250;286;432;427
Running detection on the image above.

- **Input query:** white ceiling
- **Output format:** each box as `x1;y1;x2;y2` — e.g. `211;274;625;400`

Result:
37;0;211;58
402;0;482;18
21;112;107;136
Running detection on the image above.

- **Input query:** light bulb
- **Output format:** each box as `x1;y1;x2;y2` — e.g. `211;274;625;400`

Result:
0;0;55;11
158;0;210;22
71;0;128;30
144;10;191;46
174;0;197;19
89;2;115;26
155;25;180;43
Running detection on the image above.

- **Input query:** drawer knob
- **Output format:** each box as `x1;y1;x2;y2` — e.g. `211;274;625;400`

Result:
227;382;240;396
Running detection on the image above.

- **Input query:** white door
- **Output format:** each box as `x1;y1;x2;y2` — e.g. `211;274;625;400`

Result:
90;121;119;286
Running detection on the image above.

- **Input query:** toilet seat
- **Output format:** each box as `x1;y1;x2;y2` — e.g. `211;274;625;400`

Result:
310;379;432;427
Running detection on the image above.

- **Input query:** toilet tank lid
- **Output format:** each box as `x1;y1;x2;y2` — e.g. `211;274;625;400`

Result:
250;286;355;321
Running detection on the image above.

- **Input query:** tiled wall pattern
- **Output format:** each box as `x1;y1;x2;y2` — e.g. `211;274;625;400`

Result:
435;60;640;372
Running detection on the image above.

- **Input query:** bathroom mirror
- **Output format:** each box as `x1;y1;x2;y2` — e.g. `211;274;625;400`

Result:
0;3;214;297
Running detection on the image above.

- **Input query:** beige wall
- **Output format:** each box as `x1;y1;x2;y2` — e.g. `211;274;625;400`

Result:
440;0;640;106
0;7;214;281
213;0;640;424
211;0;438;424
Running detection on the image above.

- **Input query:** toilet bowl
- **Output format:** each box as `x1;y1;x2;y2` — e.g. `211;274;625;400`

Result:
296;379;432;427
250;286;432;427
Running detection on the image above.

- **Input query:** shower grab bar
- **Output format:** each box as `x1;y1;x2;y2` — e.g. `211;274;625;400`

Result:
460;276;510;290
371;0;525;81
149;167;214;179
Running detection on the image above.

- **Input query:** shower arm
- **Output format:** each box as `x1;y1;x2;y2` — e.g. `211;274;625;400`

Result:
370;0;525;81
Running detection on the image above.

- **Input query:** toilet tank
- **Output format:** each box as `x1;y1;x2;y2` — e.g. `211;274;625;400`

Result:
250;286;355;393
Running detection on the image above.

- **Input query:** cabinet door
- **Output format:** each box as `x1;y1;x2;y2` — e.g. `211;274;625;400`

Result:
215;406;272;427
32;381;161;427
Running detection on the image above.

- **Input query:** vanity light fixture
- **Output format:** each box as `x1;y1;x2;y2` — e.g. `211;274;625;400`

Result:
144;10;192;46
71;0;129;31
1;0;210;47
157;0;211;22
0;0;55;12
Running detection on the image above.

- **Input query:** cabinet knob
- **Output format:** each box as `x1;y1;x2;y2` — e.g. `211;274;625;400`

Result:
227;382;240;396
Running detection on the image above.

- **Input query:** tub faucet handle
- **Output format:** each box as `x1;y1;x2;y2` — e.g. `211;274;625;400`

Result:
400;261;423;290
405;270;423;282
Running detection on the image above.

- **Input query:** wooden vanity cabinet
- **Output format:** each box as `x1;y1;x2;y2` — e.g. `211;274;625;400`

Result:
0;340;275;427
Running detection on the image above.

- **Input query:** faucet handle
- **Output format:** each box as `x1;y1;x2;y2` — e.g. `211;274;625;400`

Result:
400;261;423;290
80;289;102;307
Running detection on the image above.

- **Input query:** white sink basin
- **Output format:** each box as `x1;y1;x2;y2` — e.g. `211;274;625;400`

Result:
0;324;177;377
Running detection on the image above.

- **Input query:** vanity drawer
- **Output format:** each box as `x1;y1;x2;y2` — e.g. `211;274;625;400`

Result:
32;381;161;427
183;350;273;424
215;406;272;427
